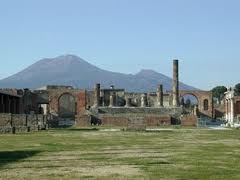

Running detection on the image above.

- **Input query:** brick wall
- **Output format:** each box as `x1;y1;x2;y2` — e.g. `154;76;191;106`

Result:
181;115;197;126
145;115;171;126
75;115;91;126
101;116;129;126
75;114;173;127
48;89;86;115
235;101;240;115
179;90;213;118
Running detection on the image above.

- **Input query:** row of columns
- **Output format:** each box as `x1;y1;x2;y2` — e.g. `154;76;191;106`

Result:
93;83;165;108
0;94;20;114
93;84;118;107
93;59;179;108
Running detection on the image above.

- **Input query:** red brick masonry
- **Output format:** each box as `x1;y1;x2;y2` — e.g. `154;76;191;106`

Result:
181;115;197;126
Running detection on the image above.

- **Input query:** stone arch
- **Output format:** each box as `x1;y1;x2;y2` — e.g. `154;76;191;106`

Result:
179;93;199;105
179;93;199;115
179;90;213;118
58;93;76;118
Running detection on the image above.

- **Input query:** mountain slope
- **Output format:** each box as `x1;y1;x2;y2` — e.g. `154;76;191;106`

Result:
0;55;197;92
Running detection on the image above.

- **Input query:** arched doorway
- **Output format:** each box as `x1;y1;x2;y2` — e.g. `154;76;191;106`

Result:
58;93;76;118
180;94;199;115
179;90;213;118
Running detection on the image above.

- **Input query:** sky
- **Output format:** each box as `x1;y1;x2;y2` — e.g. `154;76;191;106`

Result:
0;0;239;90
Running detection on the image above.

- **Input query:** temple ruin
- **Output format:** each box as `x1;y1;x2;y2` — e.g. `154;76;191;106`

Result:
0;60;214;132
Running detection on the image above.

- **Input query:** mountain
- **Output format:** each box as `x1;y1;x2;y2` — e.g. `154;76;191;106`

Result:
0;55;197;92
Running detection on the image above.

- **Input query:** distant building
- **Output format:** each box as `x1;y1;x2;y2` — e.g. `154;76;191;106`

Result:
224;88;240;125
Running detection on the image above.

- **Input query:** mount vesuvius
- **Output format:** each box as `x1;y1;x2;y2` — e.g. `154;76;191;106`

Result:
0;55;196;92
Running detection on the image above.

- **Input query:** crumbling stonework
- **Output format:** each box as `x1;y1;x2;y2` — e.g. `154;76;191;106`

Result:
181;115;198;126
179;90;213;118
0;113;48;134
0;59;216;129
172;60;179;106
34;86;86;117
224;89;240;124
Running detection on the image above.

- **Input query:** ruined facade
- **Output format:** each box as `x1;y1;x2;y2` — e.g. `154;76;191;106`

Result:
0;60;215;129
179;90;213;118
0;89;22;114
224;88;240;125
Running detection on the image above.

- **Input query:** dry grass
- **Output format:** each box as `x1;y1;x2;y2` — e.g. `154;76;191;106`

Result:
0;128;240;179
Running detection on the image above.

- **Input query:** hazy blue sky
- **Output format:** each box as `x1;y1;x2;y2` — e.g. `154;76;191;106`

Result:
0;0;239;90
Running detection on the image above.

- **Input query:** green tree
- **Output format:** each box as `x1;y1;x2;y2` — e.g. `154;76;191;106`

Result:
235;83;240;96
212;86;227;103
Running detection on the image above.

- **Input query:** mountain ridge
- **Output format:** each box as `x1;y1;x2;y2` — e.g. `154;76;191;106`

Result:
0;54;197;92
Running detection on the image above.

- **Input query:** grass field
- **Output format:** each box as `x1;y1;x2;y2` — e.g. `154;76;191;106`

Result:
0;127;240;180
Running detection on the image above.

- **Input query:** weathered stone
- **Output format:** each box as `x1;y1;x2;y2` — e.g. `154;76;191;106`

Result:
93;83;101;107
141;94;147;107
157;84;164;107
0;59;215;128
181;115;197;126
127;116;146;131
109;92;116;107
125;97;131;107
179;90;213;118
172;59;179;107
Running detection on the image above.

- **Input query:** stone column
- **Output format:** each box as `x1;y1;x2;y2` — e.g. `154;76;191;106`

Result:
230;98;234;124
225;99;228;121
228;99;231;122
141;94;147;107
109;92;116;107
125;97;131;107
157;84;163;107
109;95;113;107
172;59;179;107
100;90;105;106
93;83;100;107
194;105;198;116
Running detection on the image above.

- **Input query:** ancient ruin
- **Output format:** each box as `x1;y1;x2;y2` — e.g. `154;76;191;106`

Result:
0;60;215;133
224;88;240;126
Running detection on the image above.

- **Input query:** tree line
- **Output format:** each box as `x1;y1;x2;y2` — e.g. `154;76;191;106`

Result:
212;83;240;103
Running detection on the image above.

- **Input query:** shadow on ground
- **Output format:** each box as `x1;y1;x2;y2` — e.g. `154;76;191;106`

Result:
0;150;41;168
64;128;99;132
